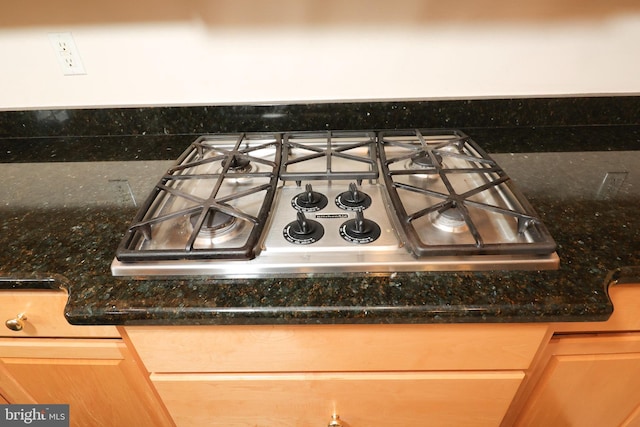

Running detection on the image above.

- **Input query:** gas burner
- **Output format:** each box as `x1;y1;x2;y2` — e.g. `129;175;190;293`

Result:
190;209;244;246
408;152;442;170
404;152;443;179
336;182;372;211
291;183;328;212
429;204;469;233
222;155;253;173
218;155;257;184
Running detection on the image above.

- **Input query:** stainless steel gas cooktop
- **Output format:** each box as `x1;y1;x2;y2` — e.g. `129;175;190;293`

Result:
111;129;559;277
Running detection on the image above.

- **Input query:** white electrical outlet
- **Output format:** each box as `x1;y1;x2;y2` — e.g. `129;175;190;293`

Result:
48;32;86;76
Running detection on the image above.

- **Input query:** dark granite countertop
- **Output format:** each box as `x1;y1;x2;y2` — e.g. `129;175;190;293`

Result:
0;97;638;325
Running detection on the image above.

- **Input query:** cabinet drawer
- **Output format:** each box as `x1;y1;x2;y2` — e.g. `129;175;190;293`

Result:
0;337;125;359
125;323;548;373
152;370;524;427
0;290;118;338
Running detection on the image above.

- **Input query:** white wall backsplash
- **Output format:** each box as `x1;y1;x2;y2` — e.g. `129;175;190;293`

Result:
1;14;639;110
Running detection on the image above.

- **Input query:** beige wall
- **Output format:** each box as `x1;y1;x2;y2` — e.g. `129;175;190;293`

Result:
1;1;639;109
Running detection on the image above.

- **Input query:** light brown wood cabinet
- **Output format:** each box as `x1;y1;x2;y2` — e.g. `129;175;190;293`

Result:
3;282;640;426
501;281;640;427
124;324;549;426
514;333;640;427
0;289;173;427
124;282;640;427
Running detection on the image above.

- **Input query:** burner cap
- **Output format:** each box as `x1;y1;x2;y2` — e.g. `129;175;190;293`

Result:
430;204;469;233
219;155;256;184
410;152;442;169
222;155;252;173
189;209;241;244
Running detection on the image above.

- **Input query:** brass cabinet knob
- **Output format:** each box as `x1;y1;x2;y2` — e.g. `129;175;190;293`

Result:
5;313;27;331
328;414;342;427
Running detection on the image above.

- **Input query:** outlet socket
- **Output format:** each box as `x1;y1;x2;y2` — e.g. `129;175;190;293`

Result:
48;32;86;76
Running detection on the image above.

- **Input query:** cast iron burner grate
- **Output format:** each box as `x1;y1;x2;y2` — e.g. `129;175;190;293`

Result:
280;131;379;184
116;133;281;261
378;129;556;257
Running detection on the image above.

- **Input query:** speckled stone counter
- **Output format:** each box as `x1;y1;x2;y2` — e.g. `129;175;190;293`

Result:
1;97;639;325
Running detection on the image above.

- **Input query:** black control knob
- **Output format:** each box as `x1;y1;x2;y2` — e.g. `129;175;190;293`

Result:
283;212;324;244
336;182;372;211
339;210;381;244
292;183;328;212
345;182;365;203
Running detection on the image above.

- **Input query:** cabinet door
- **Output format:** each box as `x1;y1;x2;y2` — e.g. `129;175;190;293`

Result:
152;370;524;427
0;338;173;427
517;333;640;427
